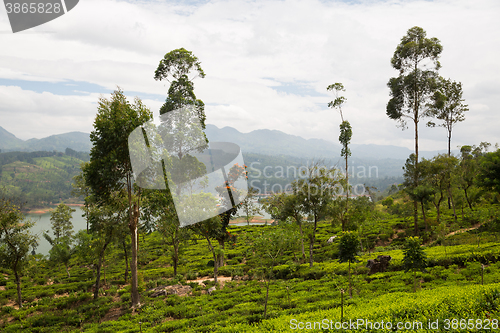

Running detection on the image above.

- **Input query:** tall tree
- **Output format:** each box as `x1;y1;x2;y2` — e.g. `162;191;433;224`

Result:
0;198;38;308
427;77;468;156
239;187;261;226
327;83;352;231
84;88;152;308
154;48;206;127
387;26;443;235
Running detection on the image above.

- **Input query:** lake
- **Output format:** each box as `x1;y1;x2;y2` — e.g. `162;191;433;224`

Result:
26;203;269;255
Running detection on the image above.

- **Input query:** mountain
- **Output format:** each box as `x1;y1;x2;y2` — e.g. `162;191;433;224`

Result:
0;126;25;151
0;127;91;153
205;124;342;159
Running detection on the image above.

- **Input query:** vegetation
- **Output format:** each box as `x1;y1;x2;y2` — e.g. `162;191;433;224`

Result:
1;35;500;332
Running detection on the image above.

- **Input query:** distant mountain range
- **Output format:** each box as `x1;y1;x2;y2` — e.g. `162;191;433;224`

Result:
0;126;91;153
0;124;454;177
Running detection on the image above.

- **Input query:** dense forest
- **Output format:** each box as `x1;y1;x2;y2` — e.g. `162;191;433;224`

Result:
1;27;500;332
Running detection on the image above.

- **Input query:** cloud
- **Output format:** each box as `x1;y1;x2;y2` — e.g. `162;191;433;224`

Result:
0;0;499;150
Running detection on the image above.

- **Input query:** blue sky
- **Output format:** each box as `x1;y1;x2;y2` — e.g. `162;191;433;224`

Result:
1;0;499;153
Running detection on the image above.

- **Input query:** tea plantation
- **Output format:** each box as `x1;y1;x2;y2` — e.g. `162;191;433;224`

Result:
1;204;500;332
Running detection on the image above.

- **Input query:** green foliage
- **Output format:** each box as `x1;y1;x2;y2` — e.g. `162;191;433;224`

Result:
338;231;360;264
403;236;427;273
478;149;500;195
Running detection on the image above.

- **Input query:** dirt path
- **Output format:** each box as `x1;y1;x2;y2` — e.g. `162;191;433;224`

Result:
187;276;233;286
446;223;481;237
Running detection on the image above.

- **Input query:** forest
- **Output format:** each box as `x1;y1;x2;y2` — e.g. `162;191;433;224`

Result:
1;26;500;332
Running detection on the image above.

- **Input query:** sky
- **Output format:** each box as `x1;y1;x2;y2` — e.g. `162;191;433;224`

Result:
0;0;499;152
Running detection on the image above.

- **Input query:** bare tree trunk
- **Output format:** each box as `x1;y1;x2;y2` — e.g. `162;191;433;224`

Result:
217;239;225;267
414;116;419;236
173;241;179;276
94;241;110;300
129;203;140;308
298;222;306;262
448;187;457;223
14;269;22;308
206;237;218;284
122;240;129;283
309;218;318;268
65;263;70;278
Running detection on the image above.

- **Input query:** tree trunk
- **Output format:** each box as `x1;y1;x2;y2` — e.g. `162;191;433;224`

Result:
14;269;22;308
464;188;473;210
122;240;129;283
93;241;110;300
414;117;419;236
173;241;179;276
298;222;306;262
206;237;218;284
421;202;428;231
217;239;225;267
309;218;318;268
348;260;352;298
448;187;457;223
129;203;140;308
65;263;70;278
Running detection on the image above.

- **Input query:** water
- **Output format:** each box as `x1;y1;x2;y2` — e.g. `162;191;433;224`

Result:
25;206;87;256
26;203;271;255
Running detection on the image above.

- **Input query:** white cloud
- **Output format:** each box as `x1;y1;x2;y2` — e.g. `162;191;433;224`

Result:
0;0;499;150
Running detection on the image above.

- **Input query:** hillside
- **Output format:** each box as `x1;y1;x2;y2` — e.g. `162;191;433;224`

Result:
0;151;88;208
0;126;91;153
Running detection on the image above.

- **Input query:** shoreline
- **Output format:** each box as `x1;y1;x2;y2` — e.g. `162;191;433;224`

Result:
24;203;84;215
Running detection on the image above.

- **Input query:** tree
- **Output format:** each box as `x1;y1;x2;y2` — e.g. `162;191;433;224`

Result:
238;187;261;225
263;192;306;261
477;148;500;196
0;198;38;308
252;224;299;318
47;203;75;242
328;82;352;230
154;48;206;127
387;26;443;235
427;77;468;156
338;231;360;298
458;144;489;209
84;88;152;308
143;189;190;276
294;163;339;267
402;236;427;292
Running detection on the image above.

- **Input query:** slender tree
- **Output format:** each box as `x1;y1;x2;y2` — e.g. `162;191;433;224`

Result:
327;83;352;230
84;88;152;308
387;26;443;235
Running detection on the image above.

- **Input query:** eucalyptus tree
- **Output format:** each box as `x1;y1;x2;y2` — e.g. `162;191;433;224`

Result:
327;82;352;230
387;26;443;235
427;77;468;156
0;198;38;308
84;88;152;307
